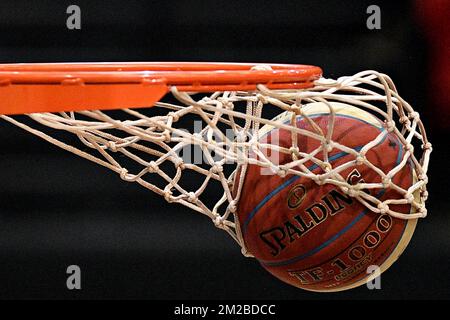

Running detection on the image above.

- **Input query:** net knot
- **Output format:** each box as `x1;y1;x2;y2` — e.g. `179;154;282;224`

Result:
314;175;326;186
418;206;427;218
187;192;198;203
147;161;159;173
355;155;365;165
382;177;391;188
217;98;234;110
347;187;359;198
405;193;415;203
173;158;185;170
322;162;332;173
410;111;420;121
240;246;253;257
422;142;432;151
162;130;171;143
418;173;428;183
399;115;410;125
213;215;225;228
228;200;238;213
341;186;349;194
404;143;414;153
211;163;223;174
277;168;287;178
236;130;247;143
322;141;333;153
385;120;395;132
164;190;174;203
289;146;300;157
256;94;270;105
289;104;302;115
108;141;119;152
119;168;130;180
192;132;203;145
168;111;180;122
377;202;389;214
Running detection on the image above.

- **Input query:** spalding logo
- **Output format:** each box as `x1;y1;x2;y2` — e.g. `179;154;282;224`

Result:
287;184;307;209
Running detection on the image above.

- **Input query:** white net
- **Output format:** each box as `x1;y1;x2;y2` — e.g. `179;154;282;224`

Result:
0;70;431;255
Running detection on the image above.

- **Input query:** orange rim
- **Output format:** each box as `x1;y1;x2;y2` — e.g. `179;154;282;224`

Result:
0;62;322;115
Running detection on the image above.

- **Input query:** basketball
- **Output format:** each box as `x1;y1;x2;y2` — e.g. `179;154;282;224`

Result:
0;59;432;298
236;102;418;292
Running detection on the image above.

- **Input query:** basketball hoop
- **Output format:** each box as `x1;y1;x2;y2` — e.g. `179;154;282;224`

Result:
0;62;321;114
0;62;432;291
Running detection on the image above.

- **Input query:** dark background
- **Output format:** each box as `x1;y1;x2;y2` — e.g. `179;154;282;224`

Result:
0;0;448;299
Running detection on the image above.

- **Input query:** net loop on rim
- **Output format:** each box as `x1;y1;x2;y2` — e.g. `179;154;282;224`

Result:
0;64;431;254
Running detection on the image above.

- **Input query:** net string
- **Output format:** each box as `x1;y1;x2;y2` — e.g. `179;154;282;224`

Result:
0;70;432;255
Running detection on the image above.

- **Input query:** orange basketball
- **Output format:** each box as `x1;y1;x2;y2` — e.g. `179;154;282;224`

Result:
236;102;418;292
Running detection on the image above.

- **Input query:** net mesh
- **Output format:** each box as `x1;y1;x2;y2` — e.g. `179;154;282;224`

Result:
0;70;432;256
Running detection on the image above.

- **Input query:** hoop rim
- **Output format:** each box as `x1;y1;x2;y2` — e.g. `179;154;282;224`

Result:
0;62;321;86
0;62;322;115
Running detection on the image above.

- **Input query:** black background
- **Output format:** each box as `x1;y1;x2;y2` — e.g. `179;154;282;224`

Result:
0;0;448;299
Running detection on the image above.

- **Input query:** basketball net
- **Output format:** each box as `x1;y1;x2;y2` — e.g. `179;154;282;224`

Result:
0;68;431;257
